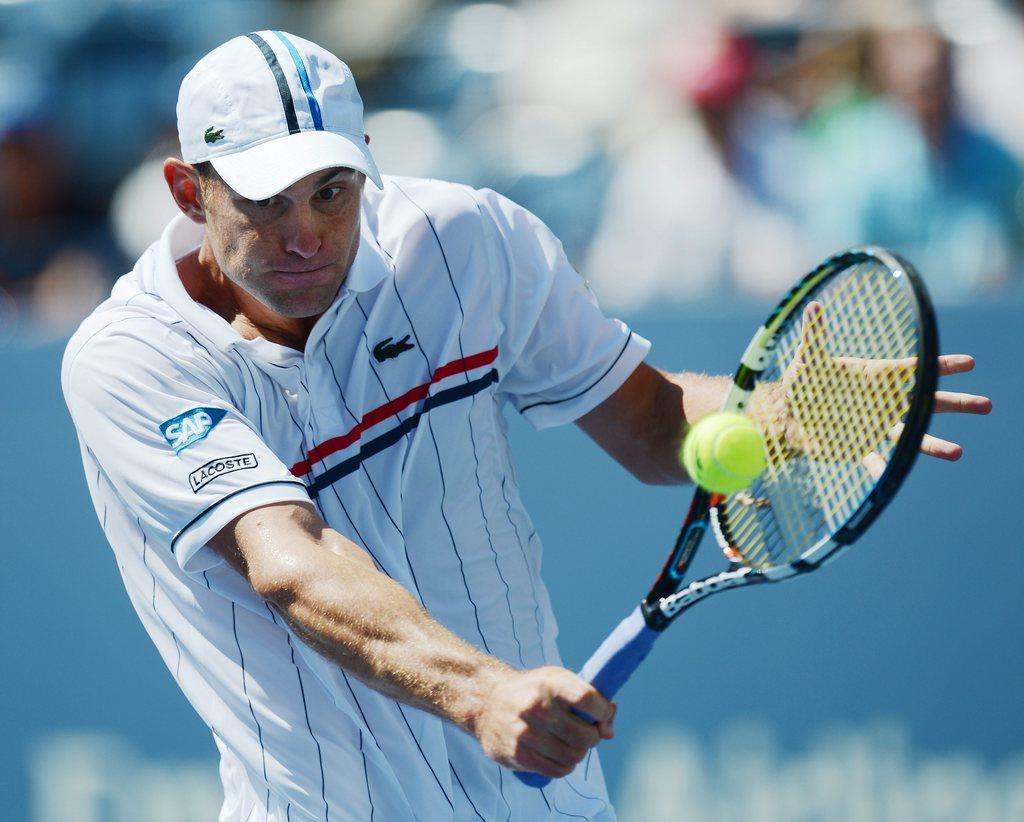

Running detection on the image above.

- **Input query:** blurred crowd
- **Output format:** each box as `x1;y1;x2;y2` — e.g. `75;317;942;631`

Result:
1;0;1023;344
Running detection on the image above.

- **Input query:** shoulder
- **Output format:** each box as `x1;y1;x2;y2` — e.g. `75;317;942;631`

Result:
367;175;535;246
370;175;481;217
62;297;225;403
365;177;566;299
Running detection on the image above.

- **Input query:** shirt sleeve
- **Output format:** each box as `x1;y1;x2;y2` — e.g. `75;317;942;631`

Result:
473;187;651;430
62;320;311;575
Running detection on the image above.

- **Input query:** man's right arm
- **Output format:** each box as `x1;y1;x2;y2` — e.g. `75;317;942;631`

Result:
209;500;615;779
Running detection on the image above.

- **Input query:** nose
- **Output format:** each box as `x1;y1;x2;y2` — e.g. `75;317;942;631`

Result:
283;205;322;259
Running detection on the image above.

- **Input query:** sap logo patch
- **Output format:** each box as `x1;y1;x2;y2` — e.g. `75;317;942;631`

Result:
160;407;227;454
189;453;258;493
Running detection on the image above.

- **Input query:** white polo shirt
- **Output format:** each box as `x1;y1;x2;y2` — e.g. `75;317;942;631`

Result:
62;176;650;821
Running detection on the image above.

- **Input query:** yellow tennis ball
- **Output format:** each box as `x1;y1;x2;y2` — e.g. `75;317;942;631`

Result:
681;412;767;495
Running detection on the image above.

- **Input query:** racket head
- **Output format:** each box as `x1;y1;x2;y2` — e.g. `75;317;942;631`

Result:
712;247;938;576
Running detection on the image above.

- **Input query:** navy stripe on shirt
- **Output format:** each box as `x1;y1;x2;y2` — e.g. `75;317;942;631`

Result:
306;369;498;497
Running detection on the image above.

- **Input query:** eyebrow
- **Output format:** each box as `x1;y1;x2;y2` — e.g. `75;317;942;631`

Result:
240;168;358;202
315;168;358;185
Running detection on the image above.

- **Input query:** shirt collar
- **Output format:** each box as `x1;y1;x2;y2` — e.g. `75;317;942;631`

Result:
346;218;392;293
152;207;393;354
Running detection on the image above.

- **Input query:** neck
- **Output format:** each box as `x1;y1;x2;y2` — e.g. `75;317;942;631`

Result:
177;239;320;351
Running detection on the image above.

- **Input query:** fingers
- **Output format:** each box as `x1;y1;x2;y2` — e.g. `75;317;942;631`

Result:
491;668;614;778
930;357;990;459
517;722;589;773
819;352;978;380
938;354;975;376
862;451;887;481
921;432;963;461
522;702;602;750
934;390;992;415
831;354;916;372
889;421;964;461
514;741;577;779
521;677;615;773
568;697;615;742
797;301;827;363
563;680;616;738
596;701;616;741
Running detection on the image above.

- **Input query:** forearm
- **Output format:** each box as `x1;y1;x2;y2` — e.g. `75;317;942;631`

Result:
666;370;733;432
275;539;511;731
579;364;731;485
221;505;511;734
215;502;616;779
652;370;733;482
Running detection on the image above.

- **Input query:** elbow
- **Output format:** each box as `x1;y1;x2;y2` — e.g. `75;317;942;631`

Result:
247;530;376;608
623;441;688;486
247;553;308;609
623;460;662;485
629;463;688;486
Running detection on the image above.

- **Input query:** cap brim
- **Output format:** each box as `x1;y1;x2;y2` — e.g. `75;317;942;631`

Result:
210;130;383;199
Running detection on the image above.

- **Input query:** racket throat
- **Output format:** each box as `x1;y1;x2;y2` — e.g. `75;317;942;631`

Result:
653;566;760;621
639;599;672;631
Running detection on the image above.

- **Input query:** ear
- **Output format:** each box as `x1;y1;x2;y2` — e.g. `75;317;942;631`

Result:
163;158;208;224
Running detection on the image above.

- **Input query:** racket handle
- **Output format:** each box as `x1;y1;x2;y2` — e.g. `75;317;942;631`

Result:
578;606;659;698
515;606;659;788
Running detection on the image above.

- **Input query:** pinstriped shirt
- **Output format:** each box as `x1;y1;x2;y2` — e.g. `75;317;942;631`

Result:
62;176;650;821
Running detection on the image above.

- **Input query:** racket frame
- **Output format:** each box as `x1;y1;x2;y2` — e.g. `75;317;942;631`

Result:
643;246;938;628
515;246;938;788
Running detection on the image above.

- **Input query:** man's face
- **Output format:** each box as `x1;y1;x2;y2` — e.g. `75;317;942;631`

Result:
199;166;365;319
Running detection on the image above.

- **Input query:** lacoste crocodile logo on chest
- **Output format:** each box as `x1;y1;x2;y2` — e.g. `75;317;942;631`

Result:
373;334;415;362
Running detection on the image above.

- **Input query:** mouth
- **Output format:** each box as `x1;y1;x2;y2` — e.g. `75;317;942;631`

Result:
268;262;340;290
273;262;334;275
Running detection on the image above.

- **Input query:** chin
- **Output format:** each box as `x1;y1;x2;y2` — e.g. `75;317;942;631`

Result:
265;289;338;319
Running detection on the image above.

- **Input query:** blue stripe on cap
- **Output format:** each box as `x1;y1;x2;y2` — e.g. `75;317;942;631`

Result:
272;31;324;131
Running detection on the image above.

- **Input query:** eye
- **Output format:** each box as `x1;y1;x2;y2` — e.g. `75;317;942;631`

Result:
318;186;344;202
253;197;274;208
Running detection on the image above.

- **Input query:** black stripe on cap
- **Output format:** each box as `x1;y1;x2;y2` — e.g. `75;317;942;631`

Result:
246;32;300;134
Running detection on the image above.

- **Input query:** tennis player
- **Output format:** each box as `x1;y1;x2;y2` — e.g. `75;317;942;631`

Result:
62;32;990;821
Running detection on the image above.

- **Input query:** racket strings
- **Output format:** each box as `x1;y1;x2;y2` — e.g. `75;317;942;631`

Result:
721;262;920;569
781;265;916;540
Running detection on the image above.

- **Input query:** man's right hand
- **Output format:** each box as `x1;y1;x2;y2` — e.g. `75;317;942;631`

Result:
210;504;615;781
471;666;615;779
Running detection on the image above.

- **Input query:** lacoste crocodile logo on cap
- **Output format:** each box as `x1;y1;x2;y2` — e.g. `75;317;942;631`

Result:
204;126;225;144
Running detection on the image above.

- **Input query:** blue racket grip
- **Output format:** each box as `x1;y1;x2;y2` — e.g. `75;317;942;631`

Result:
515;606;659;788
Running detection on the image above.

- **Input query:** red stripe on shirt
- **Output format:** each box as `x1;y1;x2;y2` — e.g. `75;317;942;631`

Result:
291;346;499;477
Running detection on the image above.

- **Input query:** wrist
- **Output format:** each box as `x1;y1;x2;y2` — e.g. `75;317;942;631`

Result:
455;659;516;736
749;380;788;444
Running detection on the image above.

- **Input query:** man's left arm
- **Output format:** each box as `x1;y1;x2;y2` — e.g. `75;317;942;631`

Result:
575;364;726;485
470;187;990;477
577;358;992;485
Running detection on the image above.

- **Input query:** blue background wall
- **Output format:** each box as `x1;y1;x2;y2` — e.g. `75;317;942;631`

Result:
2;304;1018;819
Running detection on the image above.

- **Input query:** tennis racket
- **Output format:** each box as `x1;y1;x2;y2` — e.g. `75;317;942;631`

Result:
517;246;938;787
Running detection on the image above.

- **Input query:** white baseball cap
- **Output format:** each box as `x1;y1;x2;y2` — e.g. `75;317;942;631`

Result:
177;31;382;199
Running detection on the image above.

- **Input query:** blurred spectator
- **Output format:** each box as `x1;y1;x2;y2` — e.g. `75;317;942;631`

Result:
0;110;120;341
109;136;185;263
0;62;65;288
585;30;809;311
3;0;1024;346
30;249;110;335
0;0;292;344
0;59;109;341
803;26;1024;301
944;0;1024;162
